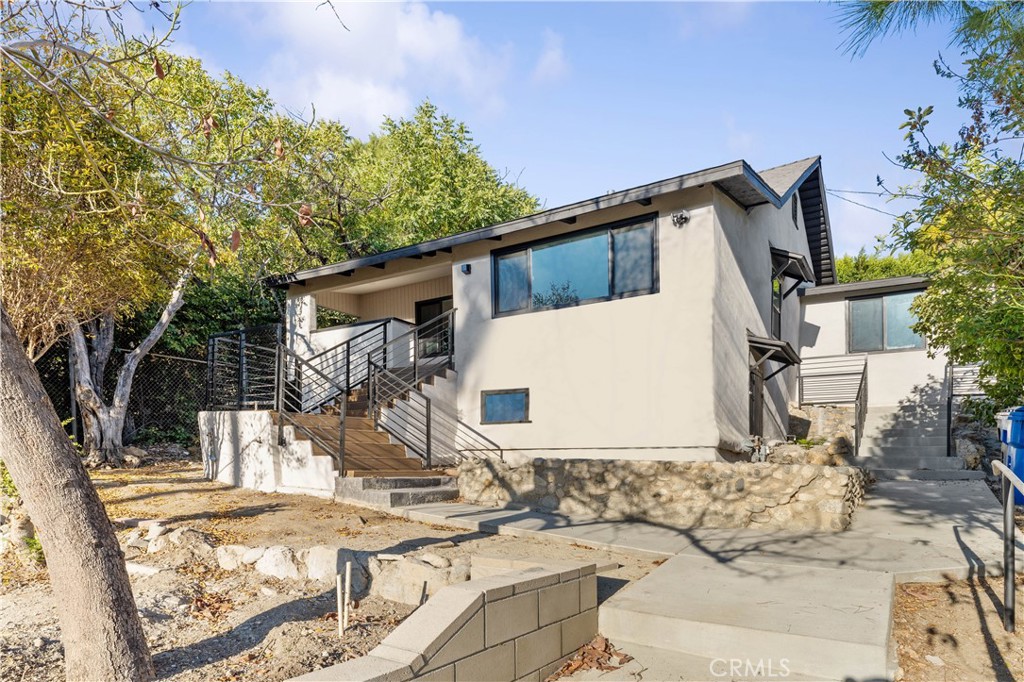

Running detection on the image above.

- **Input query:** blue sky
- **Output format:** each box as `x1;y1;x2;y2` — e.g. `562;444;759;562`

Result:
167;1;968;256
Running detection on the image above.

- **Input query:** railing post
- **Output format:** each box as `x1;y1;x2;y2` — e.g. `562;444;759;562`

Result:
425;396;432;469
338;395;347;476
369;363;377;429
237;331;246;409
448;310;456;371
205;337;215;409
1004;475;1016;633
345;345;351;392
276;345;285;446
413;327;419;384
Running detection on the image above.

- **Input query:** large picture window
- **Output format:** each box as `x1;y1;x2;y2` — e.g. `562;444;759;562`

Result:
849;291;926;352
492;215;658;316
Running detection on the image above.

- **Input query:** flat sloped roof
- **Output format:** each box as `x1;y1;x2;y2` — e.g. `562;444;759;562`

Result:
269;156;837;288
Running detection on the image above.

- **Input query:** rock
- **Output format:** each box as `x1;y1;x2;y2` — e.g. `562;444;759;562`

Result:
33;638;43;649
418;552;450;569
260;586;278;597
147;535;169;554
125;530;149;551
145;524;167;541
215;545;250;571
370;555;470;606
377;553;403;562
957;438;985;470
125;561;162;577
120;446;146;468
137;519;169;528
241;547;266;565
303;546;367;594
254;546;301;580
431;540;456;549
167;528;214;555
925;655;945;667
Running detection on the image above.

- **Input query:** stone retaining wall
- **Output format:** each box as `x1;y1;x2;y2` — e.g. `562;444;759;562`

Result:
458;459;866;532
293;563;598;682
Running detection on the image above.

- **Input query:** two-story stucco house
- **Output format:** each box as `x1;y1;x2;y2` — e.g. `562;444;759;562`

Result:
199;155;977;500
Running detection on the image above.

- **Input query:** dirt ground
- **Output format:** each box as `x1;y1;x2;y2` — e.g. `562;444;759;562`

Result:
892;574;1024;681
0;462;655;682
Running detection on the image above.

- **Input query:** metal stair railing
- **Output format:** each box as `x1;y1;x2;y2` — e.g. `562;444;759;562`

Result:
275;344;348;473
206;324;282;409
298;320;389;411
946;363;986;456
992;460;1023;632
368;359;503;468
798;354;869;455
367;308;456;387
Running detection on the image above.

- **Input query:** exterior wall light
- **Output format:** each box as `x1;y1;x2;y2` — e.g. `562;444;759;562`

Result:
672;210;691;227
461;264;472;275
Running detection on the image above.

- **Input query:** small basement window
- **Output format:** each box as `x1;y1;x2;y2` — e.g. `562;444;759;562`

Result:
481;389;529;424
849;291;926;352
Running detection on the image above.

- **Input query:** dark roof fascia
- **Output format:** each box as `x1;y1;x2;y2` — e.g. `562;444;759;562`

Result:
799;275;930;299
808;163;837;285
267;159;788;289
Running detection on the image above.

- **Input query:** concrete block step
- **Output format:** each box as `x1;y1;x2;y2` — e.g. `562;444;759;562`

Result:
871;468;987;481
857;456;963;470
336;479;459;508
598;554;894;681
860;445;948;458
354;476;455;490
860;435;948;448
563;641;825;681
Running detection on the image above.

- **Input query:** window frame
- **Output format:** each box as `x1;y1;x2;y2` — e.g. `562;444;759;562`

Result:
480;388;530;424
490;213;660;318
846;290;927;354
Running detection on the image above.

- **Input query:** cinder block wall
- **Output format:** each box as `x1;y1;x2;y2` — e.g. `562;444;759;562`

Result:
292;564;599;682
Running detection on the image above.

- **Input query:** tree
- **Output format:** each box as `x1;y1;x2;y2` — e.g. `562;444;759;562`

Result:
839;1;1024;405
835;247;935;284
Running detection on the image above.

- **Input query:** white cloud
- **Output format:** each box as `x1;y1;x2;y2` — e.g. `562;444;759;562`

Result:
228;2;510;135
532;29;569;85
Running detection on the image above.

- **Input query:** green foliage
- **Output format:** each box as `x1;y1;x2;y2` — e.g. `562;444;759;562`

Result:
835;248;936;284
959;396;1000;427
0;461;18;502
841;2;1024;406
24;536;46;566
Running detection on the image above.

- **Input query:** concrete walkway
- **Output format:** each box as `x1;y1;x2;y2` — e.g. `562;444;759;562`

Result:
399;481;1021;681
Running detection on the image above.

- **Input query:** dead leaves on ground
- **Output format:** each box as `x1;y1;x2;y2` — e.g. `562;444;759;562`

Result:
546;636;633;681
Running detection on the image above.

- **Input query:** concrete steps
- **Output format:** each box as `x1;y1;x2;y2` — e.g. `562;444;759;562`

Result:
871;468;986;481
860;445;948;458
598;554;895;681
335;476;459;508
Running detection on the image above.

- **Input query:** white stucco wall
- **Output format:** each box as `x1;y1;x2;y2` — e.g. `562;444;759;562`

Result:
799;291;948;407
711;191;811;448
198;410;337;498
449;188;721;461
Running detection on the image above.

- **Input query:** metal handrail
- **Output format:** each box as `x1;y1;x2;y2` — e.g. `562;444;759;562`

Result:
368;308;456;385
276;345;347;473
368;358;503;465
992;459;1022;633
307;320;388;362
854;365;868;456
946;363;987;456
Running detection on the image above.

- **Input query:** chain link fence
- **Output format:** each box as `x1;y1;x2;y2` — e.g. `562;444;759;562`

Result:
35;343;207;448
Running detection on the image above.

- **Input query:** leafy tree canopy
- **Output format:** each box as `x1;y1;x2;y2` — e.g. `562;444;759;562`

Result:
835;248;936;284
840;1;1024;406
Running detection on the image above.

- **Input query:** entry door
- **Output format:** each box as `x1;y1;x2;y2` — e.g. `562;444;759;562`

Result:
415;296;453;358
415;296;453;325
749;363;765;438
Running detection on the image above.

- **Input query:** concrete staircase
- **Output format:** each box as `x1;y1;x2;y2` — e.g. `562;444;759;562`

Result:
335;475;459;509
857;403;985;481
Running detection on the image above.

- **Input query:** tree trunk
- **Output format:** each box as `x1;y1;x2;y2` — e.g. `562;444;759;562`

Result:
0;305;154;681
70;269;191;467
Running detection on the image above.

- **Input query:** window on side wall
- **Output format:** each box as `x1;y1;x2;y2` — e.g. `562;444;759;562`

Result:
492;215;658;316
848;291;926;352
481;389;529;424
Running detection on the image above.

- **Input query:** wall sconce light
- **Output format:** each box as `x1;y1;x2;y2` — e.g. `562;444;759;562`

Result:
461;264;472;275
671;210;691;227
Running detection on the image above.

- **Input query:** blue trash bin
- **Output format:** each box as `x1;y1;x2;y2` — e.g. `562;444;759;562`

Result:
997;406;1024;503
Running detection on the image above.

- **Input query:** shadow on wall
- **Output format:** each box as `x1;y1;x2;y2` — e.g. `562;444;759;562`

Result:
202;412;275;492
